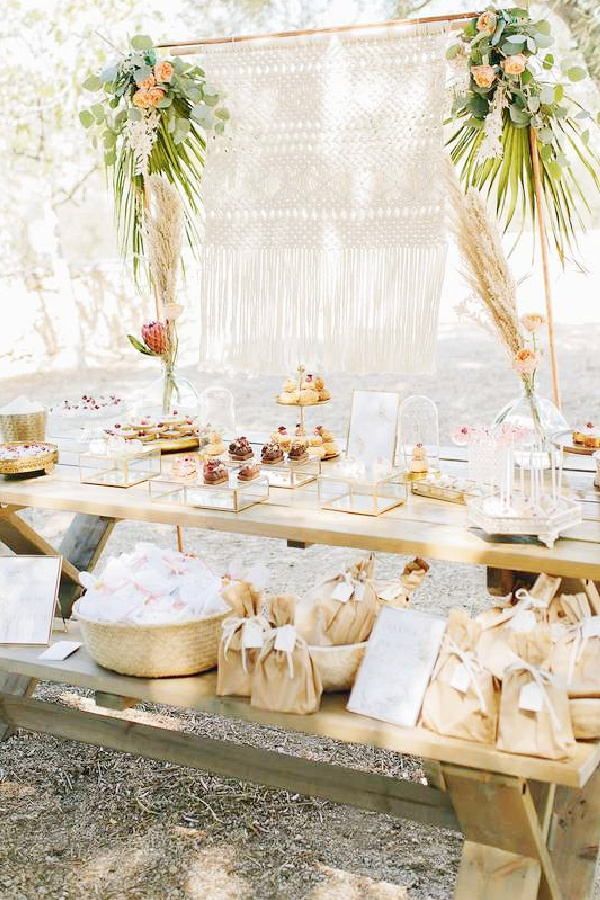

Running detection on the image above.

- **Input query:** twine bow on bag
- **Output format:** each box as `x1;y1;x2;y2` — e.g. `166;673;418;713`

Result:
435;638;488;714
505;659;561;731
221;615;269;673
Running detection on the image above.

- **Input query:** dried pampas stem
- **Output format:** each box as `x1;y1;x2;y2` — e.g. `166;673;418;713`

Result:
146;175;184;321
446;162;524;360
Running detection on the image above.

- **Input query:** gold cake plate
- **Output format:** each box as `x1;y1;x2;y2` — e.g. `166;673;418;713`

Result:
275;397;331;408
0;441;59;475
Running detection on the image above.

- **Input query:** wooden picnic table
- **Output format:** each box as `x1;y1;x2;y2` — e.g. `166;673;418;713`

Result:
0;448;599;898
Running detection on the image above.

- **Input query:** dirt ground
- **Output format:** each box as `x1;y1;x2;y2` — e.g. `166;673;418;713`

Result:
0;323;599;899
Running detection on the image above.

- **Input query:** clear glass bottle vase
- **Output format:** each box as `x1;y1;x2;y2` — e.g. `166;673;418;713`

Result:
493;386;568;448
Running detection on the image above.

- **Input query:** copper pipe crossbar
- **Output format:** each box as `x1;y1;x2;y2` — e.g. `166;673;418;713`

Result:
157;10;481;51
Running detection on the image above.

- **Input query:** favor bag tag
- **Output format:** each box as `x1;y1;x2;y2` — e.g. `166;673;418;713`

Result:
242;620;264;650
378;584;403;602
274;624;297;653
582;617;600;638
519;681;544;713
353;582;365;603
450;662;471;694
509;609;537;633
332;581;354;603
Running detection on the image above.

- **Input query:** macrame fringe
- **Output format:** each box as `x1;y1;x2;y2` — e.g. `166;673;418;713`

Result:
198;245;447;374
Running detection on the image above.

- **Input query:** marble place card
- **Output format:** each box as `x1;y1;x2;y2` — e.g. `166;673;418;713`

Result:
0;556;62;645
347;607;446;728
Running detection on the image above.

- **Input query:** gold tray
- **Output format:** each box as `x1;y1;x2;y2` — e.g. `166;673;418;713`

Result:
0;441;58;475
275;397;331;408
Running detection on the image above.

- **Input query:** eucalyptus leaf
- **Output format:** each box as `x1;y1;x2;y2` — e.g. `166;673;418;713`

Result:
446;44;460;60
534;33;553;48
542;53;554;71
79;109;94;128
101;66;118;83
104;149;116;167
134;65;152;84
127;108;142;122
509;103;530;125
214;107;230;121
567;67;587;82
130;34;154;51
82;74;102;92
540;143;553;161
157;96;172;108
506;34;527;43
535;19;552;35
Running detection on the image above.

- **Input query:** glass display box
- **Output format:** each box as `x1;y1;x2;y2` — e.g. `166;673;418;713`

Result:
79;445;161;488
149;471;269;512
318;463;408;517
398;395;440;480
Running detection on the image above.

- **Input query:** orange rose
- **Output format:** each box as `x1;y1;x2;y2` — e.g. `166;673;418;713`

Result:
154;60;174;83
132;89;151;108
136;75;155;89
502;54;527;76
147;87;166;107
514;348;540;377
471;64;496;90
477;11;497;36
521;313;545;333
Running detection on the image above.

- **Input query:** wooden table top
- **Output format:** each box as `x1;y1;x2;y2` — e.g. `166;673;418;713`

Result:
0;624;597;788
1;455;599;578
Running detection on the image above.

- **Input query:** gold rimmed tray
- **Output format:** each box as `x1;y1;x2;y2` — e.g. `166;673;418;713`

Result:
0;441;59;475
275;397;331;408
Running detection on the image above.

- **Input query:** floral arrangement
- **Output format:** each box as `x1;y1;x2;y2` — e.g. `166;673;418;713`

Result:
80;34;228;275
446;6;600;261
446;164;548;440
127;174;186;413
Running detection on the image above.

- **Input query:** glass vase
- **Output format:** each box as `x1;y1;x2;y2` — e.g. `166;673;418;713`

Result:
493;387;569;449
128;361;199;422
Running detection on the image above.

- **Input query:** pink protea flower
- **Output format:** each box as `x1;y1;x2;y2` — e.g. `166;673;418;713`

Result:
142;321;168;355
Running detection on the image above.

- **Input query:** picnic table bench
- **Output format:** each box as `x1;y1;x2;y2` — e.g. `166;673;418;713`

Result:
0;449;599;899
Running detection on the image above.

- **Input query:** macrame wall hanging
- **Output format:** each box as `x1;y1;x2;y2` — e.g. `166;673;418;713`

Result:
199;23;448;374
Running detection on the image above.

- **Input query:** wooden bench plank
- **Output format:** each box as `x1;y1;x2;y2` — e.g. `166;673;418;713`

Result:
0;693;459;831
0;631;597;788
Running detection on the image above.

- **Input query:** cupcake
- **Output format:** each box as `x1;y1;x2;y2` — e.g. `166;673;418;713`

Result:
261;441;284;465
272;426;292;451
203;459;228;485
229;436;253;462
299;388;319;404
238;462;261;482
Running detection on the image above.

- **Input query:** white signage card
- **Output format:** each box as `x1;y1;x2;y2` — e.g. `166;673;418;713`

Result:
0;556;62;645
38;641;82;661
347;607;446;728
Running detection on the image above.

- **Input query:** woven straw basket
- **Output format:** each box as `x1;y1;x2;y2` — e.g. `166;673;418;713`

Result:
0;410;46;442
73;601;227;678
309;642;367;692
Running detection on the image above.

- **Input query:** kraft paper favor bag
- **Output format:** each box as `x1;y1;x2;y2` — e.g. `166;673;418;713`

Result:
551;616;600;697
477;588;548;664
252;595;322;714
498;628;575;760
421;609;498;744
297;554;378;646
217;580;269;697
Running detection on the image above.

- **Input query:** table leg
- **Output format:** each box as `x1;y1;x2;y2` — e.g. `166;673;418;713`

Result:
442;765;561;900
0;673;37;742
544;766;600;900
58;514;115;616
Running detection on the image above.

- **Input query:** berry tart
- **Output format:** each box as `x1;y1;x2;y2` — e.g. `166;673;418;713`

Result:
288;439;309;465
203;459;228;485
228;436;254;462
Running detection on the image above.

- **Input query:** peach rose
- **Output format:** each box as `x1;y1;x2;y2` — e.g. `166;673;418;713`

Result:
132;89;151;108
154;60;174;83
521;313;545;333
147;87;166;107
136;75;155;89
477;11;497;36
502;54;527;76
514;348;540;377
471;64;496;90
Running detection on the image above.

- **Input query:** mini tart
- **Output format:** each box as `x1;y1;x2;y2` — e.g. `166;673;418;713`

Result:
322;442;339;459
288;441;309;464
309;433;323;447
228;437;253;461
261;443;284;465
160;428;184;440
282;377;297;393
238;463;260;482
318;388;331;402
172;456;199;481
204;439;226;456
272;429;292;451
